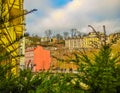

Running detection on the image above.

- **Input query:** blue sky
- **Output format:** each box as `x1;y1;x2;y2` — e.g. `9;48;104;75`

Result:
25;0;72;23
24;0;120;36
50;0;72;8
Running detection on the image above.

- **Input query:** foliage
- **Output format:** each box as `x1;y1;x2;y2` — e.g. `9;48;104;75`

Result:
68;26;120;93
50;26;120;93
76;45;120;93
0;61;48;93
0;0;40;93
36;73;84;93
1;1;120;92
45;29;52;39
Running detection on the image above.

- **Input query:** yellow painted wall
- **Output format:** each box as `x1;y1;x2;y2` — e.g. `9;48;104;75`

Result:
0;0;25;74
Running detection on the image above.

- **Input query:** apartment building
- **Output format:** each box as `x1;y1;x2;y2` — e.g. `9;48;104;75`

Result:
25;46;51;72
65;32;103;49
0;0;25;73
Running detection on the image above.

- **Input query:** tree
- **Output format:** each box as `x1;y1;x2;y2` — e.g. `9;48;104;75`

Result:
78;44;120;93
44;29;53;43
0;0;41;92
69;25;120;93
71;28;77;38
76;31;81;37
45;29;52;38
63;31;69;39
56;33;63;41
0;0;37;63
24;32;30;37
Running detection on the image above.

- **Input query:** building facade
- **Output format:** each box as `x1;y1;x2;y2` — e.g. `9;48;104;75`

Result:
65;32;103;49
0;0;25;73
25;46;51;72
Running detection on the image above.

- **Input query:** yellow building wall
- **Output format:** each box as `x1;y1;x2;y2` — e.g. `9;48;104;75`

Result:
83;33;100;48
0;0;25;74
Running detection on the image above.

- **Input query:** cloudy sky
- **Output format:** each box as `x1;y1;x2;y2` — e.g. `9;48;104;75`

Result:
24;0;120;36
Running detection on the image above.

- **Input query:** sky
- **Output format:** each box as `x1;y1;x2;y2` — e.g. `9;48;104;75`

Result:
24;0;120;36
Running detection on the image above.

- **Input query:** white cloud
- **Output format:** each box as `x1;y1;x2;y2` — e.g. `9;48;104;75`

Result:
90;19;120;34
24;0;55;21
25;0;120;36
24;0;51;10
